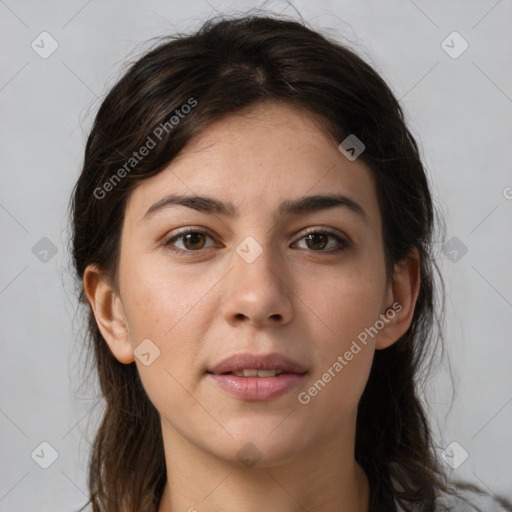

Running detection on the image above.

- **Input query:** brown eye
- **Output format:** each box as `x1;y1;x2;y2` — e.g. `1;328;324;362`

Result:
294;230;350;253
304;233;329;251
182;232;206;250
165;229;214;253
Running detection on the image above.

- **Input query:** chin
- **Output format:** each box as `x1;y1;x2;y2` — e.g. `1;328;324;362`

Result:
207;425;313;468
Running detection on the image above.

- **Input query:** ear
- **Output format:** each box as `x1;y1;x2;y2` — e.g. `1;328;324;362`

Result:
82;264;135;364
376;248;421;350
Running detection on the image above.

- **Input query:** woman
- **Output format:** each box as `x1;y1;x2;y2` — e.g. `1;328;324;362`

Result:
69;12;511;512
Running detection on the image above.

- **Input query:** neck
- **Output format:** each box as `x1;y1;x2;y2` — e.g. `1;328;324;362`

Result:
157;422;369;512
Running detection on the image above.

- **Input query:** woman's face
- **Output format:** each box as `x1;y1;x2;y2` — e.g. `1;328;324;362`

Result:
92;101;409;467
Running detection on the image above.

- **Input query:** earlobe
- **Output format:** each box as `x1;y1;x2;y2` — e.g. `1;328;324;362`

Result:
82;264;135;364
375;248;421;350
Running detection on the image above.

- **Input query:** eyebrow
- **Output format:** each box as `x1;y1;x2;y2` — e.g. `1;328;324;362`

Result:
141;193;369;225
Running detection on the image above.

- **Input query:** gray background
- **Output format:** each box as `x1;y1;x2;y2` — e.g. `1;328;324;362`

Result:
1;0;511;510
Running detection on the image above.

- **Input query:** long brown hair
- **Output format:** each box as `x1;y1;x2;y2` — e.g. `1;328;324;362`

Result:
68;11;507;512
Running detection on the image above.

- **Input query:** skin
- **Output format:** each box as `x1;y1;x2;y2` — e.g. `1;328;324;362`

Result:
84;100;420;512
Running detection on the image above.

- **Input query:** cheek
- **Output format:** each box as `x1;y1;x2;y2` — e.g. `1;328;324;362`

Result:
122;276;208;429
121;257;212;345
299;259;386;348
297;283;378;434
293;261;385;419
120;261;218;399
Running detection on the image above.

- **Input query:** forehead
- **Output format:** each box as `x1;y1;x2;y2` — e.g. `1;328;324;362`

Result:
124;101;380;229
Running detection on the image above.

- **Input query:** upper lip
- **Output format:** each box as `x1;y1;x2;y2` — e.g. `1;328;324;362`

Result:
207;352;307;374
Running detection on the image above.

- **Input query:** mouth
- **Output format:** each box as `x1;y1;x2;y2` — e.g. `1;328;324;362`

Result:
208;369;288;377
206;352;307;401
207;352;307;375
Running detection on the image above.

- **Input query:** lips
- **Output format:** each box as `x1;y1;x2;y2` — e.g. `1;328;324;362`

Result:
206;352;307;401
207;352;307;375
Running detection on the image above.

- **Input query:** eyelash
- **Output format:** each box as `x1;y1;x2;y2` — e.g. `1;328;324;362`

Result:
163;227;351;257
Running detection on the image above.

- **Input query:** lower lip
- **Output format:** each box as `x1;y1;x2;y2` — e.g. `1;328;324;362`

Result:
207;373;306;401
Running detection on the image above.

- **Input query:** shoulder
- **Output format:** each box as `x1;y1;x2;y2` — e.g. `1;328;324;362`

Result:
394;485;512;512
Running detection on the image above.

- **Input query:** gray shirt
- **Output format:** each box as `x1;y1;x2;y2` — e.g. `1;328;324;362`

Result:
393;487;512;511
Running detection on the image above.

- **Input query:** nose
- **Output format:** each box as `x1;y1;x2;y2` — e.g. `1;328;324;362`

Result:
220;240;294;328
